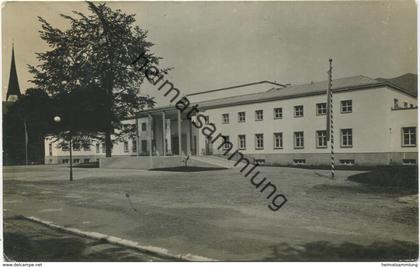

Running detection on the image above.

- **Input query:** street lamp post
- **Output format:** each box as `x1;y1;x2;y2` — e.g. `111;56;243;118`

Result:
54;116;73;181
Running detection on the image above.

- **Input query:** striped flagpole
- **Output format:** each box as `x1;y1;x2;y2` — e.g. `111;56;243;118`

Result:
328;59;335;179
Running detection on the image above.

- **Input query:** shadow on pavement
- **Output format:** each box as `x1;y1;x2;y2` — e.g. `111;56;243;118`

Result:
263;240;419;261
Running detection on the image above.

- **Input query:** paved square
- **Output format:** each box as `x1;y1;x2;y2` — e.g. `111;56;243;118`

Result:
3;165;418;261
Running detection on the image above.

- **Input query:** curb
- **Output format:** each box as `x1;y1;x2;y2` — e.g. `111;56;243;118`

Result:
22;216;215;262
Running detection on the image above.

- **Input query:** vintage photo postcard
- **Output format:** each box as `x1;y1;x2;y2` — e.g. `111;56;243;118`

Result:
1;0;418;264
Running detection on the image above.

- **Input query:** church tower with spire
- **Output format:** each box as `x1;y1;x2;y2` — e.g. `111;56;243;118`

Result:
6;44;21;102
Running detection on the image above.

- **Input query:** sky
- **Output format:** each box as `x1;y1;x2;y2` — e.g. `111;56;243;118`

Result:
2;1;417;105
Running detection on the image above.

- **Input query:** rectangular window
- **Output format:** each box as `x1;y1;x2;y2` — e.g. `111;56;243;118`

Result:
316;130;327;148
141;140;148;153
73;159;80;164
273;133;283;149
204;116;210;124
238;112;246;123
62;143;69;151
341;128;353;147
255;110;264;121
238;135;246;150
316;103;327;115
96;143;100;153
132;139;137;153
101;143;106;153
124;141;129;153
83;144;91;151
340;159;355;165
255;134;264;150
73;142;81;151
394;99;399;109
293;159;306;165
62;159;69;164
223;136;230;150
141;123;147;131
49;143;52;156
402;159;417;165
222;113;229;124
294;105;304;117
402;127;416;147
274;108;283;119
84;159;90;163
255;159;266;165
341;100;352;113
294;131;304;149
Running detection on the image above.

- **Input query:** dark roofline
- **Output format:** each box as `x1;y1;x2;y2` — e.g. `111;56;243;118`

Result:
186;80;285;97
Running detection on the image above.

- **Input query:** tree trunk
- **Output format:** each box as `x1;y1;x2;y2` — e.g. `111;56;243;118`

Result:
105;128;112;157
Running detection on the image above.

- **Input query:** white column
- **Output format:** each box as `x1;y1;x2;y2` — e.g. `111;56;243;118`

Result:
162;112;166;156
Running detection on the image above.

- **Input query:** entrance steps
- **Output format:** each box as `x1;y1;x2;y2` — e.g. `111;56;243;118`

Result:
191;155;249;169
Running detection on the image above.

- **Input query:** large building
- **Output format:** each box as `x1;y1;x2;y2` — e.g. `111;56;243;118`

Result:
45;74;418;167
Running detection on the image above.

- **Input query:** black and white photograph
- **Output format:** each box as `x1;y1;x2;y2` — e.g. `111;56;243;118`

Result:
1;0;418;264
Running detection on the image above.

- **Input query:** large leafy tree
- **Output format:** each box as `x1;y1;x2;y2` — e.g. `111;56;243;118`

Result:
28;2;164;156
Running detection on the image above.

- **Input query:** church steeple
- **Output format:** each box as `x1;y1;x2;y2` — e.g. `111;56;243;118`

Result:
6;44;21;102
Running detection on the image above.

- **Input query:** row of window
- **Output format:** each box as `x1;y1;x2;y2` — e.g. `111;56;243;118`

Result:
221;100;352;123
57;140;138;153
220;127;417;150
222;129;353;150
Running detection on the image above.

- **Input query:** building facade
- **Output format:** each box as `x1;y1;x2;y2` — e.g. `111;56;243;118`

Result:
45;75;418;166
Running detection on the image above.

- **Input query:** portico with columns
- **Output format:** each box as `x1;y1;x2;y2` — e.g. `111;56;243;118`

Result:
135;106;198;157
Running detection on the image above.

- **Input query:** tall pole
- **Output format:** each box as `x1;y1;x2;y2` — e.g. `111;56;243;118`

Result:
23;118;29;165
328;59;335;179
69;137;73;181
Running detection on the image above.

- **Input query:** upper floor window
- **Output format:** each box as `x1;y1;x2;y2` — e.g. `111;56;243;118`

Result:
316;103;327;115
83;143;91;151
341;100;352;113
222;113;229;124
294;105;304;117
394;98;399;109
316;130;327;148
341;128;353;147
141;123;147;131
255;110;264;121
204;116;210;124
402;127;416;147
294;131;304;149
49;143;52;156
273;132;283;149
238;135;246;150
124;141;129;153
274;108;283;119
73;142;81;151
255;134;264;150
238;112;246;123
62;143;69;151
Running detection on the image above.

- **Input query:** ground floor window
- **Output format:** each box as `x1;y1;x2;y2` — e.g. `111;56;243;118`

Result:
132;139;137;153
341;128;353;148
101;143;106;153
49;143;52;156
223;136;230;150
96;143;100;153
316;130;327;148
124;141;129;153
294;131;304;149
73;159;80;164
273;132;283;149
255;134;264;150
402;127;416;147
84;159;90;163
238;135;246;150
62;159;69;164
